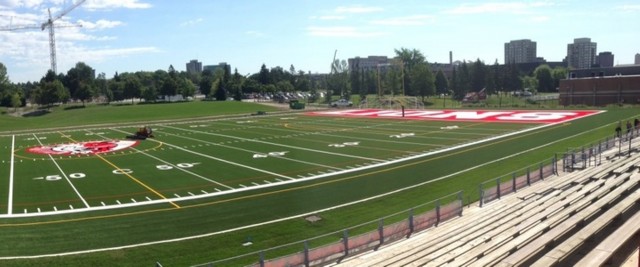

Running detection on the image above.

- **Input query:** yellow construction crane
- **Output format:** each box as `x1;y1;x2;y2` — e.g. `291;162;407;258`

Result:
0;0;85;74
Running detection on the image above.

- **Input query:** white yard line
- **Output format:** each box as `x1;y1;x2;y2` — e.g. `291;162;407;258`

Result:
163;125;386;162
161;130;344;171
98;130;235;190
150;138;295;181
7;135;15;215
33;134;90;208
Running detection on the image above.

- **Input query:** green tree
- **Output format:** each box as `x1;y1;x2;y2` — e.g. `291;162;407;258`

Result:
10;92;21;111
552;66;568;91
95;72;111;103
142;86;158;102
470;59;486;92
123;75;142;104
534;64;554;92
434;69;449;95
409;62;435;101
521;76;538;93
258;64;270;85
199;69;214;98
276;80;294;93
179;78;196;99
64;62;95;105
214;78;227;101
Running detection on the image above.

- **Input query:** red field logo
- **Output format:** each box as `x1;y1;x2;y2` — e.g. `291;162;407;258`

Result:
27;140;139;155
307;109;603;124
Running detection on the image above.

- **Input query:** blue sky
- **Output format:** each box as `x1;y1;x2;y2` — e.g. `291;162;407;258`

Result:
0;0;639;83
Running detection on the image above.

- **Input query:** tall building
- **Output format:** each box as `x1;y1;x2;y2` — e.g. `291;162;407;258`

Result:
635;53;640;65
567;38;597;69
348;56;391;72
596;52;614;67
504;39;537;64
186;59;202;74
203;62;230;73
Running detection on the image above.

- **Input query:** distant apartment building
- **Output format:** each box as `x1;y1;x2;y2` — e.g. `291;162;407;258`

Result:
635;53;640;65
596;52;614;68
203;62;230;73
567;38;597;69
186;59;202;74
348;56;391;72
504;39;537;64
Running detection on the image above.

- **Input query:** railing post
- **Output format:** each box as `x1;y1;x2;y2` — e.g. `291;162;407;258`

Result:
259;251;265;267
553;154;558;174
436;199;441;226
378;219;384;246
512;172;517;192
539;162;544;180
342;230;349;257
496;178;501;199
479;184;484;207
527;167;531;186
629;133;633;157
408;208;414;236
304;241;310;267
458;191;464;216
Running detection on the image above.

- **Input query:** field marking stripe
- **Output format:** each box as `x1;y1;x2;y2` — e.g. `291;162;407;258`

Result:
33;134;90;208
163;125;385;162
147;139;295;180
60;133;180;209
99;130;235;189
93;154;180;209
160;131;344;171
7;135;15;215
100;129;234;190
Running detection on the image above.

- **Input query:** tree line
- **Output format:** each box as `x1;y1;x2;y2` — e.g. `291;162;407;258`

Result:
0;49;568;109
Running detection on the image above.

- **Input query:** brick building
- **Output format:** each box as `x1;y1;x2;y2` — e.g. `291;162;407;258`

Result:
559;75;640;106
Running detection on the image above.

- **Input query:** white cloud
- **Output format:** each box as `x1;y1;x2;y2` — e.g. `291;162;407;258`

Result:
371;15;435;26
83;0;151;11
529;15;550;23
335;5;383;14
317;15;345;20
446;2;551;15
77;19;122;29
615;4;640;12
180;18;203;27
0;0;45;9
306;26;386;37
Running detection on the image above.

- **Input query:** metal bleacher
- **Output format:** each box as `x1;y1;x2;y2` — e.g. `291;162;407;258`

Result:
341;147;640;267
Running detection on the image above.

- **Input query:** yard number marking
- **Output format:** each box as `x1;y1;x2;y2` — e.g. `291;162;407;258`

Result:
253;151;289;158
390;133;415;138
329;142;360;148
156;162;200;170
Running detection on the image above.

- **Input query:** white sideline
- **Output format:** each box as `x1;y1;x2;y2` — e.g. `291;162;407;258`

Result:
7;135;15;215
0;111;607;260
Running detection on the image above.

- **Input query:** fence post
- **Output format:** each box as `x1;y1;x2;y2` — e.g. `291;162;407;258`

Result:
378;219;384;246
526;167;531;186
457;191;464;216
436;199;441;226
553;154;558;174
562;153;566;172
304;241;310;267
479;184;484;208
342;230;349;257
539;162;544;180
496;178;501;200
512;172;517;192
259;251;265;267
408;208;414;236
629;134;633;157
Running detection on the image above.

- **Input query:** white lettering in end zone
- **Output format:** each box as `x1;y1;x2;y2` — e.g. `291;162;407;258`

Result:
307;109;603;124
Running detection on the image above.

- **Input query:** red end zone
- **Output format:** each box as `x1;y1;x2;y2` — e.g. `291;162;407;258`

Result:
306;109;603;124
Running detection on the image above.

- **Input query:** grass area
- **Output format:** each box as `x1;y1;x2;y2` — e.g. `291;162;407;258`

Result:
0;101;281;132
0;101;637;266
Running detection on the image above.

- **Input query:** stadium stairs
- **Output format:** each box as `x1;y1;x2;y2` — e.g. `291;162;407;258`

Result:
340;144;640;267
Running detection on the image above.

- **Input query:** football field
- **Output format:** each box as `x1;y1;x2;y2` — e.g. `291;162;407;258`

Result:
0;109;599;218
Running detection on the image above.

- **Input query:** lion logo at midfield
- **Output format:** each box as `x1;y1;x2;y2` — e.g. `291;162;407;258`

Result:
27;140;139;155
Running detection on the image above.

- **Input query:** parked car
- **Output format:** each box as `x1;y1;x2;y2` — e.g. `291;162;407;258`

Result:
330;99;353;108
